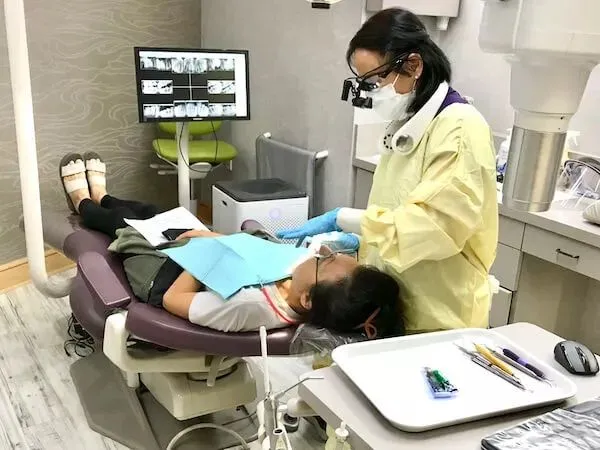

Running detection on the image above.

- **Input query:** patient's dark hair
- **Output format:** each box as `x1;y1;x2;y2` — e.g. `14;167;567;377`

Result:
304;266;404;338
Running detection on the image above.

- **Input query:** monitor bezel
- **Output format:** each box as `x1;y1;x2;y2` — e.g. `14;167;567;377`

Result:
133;46;251;123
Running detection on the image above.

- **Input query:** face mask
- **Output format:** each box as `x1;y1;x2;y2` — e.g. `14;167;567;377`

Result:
367;74;415;122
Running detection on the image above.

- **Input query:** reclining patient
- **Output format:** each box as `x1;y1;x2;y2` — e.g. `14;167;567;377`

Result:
60;153;404;337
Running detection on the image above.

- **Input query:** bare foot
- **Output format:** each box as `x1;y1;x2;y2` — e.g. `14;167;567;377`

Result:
88;169;107;204
63;173;90;212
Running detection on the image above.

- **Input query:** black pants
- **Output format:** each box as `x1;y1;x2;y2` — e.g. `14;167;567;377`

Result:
79;195;160;239
79;196;182;307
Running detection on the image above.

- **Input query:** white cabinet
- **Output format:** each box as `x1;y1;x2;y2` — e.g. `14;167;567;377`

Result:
522;225;600;283
490;287;512;328
490;243;522;291
490;243;520;326
365;0;460;17
498;216;525;249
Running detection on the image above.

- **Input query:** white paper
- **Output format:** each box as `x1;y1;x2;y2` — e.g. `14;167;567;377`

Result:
124;207;208;246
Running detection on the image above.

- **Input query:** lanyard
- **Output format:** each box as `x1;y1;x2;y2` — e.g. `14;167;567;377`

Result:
260;287;296;325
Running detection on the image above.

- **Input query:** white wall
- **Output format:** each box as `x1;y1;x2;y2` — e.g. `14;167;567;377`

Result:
438;0;600;155
200;0;363;213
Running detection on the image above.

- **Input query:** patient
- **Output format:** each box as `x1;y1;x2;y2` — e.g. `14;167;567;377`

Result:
60;153;404;337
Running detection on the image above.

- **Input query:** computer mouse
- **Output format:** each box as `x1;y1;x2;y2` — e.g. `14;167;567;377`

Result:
554;340;599;376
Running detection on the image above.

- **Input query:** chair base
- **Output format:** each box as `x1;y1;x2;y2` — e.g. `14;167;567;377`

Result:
71;352;258;450
141;362;257;420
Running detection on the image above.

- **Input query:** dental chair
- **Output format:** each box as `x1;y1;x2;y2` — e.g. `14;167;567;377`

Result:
5;1;298;447
39;209;297;449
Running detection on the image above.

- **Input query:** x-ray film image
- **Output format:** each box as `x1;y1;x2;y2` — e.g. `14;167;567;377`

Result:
141;80;173;95
143;104;159;118
140;56;154;70
208;58;224;71
207;80;236;94
174;103;186;118
208;104;224;117
157;105;174;119
222;104;236;116
171;57;209;74
147;58;171;71
222;58;235;71
198;102;210;117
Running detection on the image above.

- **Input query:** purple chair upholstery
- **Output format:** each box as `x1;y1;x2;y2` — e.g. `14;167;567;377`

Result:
33;209;296;355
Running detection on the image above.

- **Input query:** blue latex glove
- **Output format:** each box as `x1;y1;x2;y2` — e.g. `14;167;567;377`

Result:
323;233;360;253
276;208;342;240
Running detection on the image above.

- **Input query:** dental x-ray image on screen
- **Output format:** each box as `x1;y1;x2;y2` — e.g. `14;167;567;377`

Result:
134;47;250;123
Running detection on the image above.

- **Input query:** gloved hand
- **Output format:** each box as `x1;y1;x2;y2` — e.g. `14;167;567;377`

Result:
323;233;360;253
277;208;342;241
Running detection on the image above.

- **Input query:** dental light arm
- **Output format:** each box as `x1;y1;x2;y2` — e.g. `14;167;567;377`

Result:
4;0;72;298
479;0;600;212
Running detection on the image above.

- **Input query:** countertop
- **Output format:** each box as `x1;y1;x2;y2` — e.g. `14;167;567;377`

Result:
353;156;600;250
299;323;600;450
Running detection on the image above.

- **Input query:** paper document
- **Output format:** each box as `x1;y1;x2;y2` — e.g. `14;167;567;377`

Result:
125;207;208;246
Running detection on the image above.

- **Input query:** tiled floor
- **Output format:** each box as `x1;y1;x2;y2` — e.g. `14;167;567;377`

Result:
0;270;323;449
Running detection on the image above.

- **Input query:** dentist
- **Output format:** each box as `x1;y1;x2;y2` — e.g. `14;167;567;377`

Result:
279;8;499;333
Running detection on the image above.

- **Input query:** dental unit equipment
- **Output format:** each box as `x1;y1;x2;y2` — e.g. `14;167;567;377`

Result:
256;326;324;450
4;0;72;299
479;0;600;213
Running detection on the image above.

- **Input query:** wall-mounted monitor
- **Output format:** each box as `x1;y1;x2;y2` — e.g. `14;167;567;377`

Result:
134;47;250;123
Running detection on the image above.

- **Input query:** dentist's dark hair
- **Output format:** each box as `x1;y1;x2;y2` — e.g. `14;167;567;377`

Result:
346;7;451;115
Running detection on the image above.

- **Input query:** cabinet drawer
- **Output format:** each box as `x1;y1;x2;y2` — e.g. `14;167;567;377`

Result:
522;225;600;282
498;215;525;249
490;287;512;328
490;243;522;291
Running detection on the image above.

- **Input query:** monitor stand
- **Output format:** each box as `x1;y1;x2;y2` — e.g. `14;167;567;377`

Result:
175;121;218;215
176;122;195;213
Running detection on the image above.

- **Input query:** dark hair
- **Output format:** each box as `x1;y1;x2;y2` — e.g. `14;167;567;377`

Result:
304;266;404;338
346;8;451;114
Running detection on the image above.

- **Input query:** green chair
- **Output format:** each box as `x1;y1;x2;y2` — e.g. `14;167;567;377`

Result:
151;121;238;212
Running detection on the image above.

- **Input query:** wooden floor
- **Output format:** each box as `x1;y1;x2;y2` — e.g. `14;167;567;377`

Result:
0;270;323;449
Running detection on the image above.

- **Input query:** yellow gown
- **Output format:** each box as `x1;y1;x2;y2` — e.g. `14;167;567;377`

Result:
348;97;498;332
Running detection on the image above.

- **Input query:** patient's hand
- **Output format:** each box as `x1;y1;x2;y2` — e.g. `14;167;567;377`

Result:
176;229;222;240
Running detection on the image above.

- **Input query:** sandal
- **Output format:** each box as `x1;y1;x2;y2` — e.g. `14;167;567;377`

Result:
59;153;88;214
83;151;106;191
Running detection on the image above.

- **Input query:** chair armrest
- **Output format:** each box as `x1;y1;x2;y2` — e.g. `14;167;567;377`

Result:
78;252;131;308
240;219;266;231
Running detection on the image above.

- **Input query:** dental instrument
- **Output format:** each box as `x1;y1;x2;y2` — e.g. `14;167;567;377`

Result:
470;355;527;391
474;343;514;376
501;348;546;379
455;342;526;390
486;347;551;385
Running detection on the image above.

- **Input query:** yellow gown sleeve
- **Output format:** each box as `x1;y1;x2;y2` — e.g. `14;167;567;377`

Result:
361;122;486;274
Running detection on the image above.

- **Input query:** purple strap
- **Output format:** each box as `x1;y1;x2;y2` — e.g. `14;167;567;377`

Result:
436;87;468;117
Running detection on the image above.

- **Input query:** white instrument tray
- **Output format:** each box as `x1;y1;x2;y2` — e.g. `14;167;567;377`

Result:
332;328;577;432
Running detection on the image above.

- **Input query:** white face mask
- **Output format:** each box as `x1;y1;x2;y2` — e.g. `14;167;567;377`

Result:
367;74;415;122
